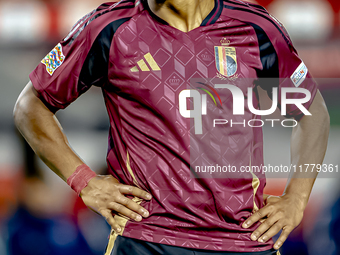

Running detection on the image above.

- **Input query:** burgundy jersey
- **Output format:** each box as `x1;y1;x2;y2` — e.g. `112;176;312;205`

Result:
30;0;317;252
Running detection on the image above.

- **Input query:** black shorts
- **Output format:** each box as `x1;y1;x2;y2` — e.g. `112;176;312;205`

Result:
107;235;280;255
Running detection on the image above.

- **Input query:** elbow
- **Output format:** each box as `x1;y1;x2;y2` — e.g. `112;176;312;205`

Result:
310;90;330;138
13;82;35;131
13;94;29;132
320;98;330;136
323;108;330;140
324;109;330;130
313;102;331;150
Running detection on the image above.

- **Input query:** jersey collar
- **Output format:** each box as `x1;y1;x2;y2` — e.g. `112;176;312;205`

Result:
201;0;223;26
142;0;223;28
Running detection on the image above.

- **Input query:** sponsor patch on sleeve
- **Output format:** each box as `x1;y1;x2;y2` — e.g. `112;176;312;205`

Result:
290;61;308;87
41;43;65;76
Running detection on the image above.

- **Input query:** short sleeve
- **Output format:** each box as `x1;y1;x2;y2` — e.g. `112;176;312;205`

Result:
29;9;112;113
252;22;318;121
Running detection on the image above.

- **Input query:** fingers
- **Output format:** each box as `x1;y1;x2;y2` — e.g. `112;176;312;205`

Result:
119;184;152;200
247;212;294;249
250;213;281;242
242;206;271;228
81;176;152;229
100;209;122;233
274;226;294;250
115;192;150;217
241;194;304;250
99;188;150;232
108;201;144;221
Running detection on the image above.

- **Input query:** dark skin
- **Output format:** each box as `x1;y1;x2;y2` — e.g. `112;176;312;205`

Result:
14;0;330;250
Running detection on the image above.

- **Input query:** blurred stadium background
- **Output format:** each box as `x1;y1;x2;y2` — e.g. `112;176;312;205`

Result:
0;0;339;254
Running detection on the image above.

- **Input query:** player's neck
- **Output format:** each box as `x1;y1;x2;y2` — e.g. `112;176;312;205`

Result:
147;0;215;32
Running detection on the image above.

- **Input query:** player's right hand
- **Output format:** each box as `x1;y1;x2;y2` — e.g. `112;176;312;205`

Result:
80;175;152;233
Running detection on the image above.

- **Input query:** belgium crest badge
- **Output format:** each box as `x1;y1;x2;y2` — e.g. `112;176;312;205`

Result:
214;38;237;78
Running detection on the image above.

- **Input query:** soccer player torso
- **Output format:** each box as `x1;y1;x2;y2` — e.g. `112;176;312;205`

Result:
30;0;317;252
105;0;269;251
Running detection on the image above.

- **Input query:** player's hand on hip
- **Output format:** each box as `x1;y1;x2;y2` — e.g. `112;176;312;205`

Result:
80;175;152;233
242;194;305;250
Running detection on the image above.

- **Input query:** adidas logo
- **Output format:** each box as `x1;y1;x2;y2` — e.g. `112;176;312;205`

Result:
130;53;160;72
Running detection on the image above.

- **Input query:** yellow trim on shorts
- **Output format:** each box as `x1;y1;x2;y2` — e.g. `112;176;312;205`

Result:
104;196;143;255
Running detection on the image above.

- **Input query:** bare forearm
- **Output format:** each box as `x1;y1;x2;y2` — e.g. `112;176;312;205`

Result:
284;90;330;208
244;92;330;250
14;82;152;230
13;81;84;181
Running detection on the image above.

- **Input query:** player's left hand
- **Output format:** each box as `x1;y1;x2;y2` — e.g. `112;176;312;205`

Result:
242;194;306;250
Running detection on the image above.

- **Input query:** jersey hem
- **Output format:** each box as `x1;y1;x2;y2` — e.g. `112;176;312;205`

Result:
121;222;274;252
